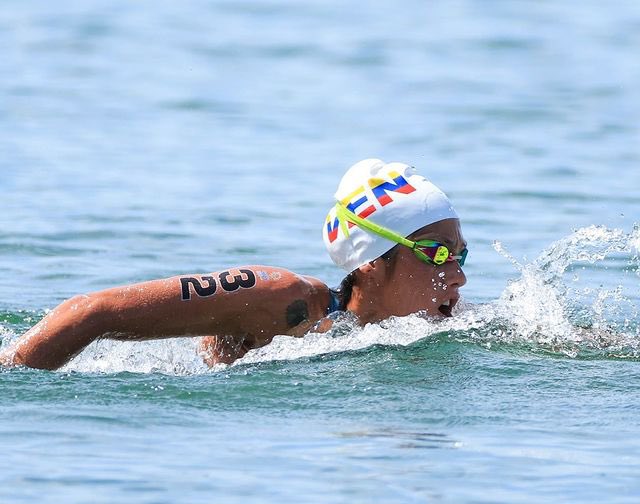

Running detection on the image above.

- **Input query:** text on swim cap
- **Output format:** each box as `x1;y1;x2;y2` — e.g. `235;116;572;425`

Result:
325;170;416;243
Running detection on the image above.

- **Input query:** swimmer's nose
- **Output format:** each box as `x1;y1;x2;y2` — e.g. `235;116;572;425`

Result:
446;262;467;289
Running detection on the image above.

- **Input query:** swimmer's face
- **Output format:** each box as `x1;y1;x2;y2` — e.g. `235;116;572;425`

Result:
370;218;467;320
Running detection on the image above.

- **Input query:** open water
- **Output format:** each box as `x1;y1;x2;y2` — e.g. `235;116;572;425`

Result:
2;1;640;502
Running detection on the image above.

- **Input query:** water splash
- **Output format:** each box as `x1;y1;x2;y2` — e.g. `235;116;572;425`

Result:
59;338;213;375
487;224;640;356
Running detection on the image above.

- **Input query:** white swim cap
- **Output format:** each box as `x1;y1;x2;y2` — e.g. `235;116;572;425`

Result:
323;159;458;273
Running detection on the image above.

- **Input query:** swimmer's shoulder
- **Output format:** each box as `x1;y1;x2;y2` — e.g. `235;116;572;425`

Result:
245;268;334;337
229;266;332;334
239;266;329;296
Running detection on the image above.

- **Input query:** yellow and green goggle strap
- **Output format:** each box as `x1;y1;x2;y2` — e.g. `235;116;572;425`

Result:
334;202;466;266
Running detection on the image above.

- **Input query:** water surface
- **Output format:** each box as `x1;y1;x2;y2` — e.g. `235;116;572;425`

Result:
2;1;640;502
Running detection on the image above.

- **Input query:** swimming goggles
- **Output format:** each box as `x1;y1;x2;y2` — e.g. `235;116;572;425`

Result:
334;202;468;266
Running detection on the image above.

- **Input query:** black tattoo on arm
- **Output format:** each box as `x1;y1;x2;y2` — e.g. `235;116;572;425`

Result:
180;276;217;301
286;299;309;328
218;269;256;292
180;269;258;301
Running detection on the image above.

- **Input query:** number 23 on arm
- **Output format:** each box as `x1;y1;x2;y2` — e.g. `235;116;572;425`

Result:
1;266;331;370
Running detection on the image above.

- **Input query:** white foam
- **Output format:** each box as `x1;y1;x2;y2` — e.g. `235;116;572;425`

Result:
60;337;214;375
238;313;446;365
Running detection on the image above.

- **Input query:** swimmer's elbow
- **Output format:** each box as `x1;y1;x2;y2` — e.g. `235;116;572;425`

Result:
61;292;111;330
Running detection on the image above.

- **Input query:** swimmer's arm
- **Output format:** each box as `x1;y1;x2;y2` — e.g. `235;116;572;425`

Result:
1;266;329;370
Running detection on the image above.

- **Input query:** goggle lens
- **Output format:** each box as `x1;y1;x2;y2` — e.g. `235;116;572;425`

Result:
457;248;468;266
414;243;468;266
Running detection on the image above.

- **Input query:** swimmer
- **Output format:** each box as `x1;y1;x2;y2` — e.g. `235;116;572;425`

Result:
0;159;467;370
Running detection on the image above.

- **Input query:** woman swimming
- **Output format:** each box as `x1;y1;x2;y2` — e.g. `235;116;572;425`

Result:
0;159;467;369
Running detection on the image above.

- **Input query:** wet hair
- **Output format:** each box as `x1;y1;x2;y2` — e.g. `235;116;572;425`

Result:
333;245;400;311
332;271;356;312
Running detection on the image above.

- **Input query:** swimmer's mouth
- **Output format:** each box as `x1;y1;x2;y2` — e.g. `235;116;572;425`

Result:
438;298;458;318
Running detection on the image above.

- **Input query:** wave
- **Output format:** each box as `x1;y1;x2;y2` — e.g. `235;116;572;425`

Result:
1;224;639;374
